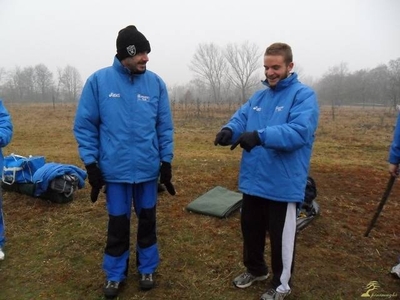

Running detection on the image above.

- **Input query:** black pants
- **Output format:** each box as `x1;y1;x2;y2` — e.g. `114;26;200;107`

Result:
241;194;297;292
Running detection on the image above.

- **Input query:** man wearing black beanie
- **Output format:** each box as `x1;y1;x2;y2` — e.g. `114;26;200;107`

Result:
116;25;151;62
74;25;175;299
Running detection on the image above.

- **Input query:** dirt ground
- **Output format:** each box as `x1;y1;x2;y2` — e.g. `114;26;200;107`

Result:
296;164;400;299
1;105;400;300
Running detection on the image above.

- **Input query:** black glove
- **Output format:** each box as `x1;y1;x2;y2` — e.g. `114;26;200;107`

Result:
90;187;101;203
230;131;261;152
160;162;176;195
85;163;105;203
214;128;233;146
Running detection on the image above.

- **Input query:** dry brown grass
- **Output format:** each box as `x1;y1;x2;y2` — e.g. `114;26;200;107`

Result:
0;103;399;300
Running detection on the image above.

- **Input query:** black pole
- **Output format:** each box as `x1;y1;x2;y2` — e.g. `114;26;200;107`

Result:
364;175;396;237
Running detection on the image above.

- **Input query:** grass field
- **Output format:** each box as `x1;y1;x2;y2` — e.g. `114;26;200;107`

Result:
0;104;399;300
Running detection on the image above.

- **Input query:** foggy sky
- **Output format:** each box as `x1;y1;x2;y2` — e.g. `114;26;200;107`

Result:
1;0;399;86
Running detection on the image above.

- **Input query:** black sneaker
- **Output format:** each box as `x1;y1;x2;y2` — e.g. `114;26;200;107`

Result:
139;273;155;290
103;281;121;299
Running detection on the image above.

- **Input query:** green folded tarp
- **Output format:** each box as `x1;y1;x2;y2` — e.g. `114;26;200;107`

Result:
186;186;243;218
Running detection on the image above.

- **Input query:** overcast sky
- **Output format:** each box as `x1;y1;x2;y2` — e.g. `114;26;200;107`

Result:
1;0;399;86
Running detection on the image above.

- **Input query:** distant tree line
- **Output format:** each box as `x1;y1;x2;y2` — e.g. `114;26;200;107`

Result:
314;58;400;119
1;43;399;114
0;64;83;104
170;42;400;115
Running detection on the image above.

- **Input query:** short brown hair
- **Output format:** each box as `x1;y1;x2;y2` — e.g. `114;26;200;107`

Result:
264;43;293;65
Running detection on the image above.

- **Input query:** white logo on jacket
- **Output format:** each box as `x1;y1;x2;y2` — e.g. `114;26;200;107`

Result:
253;106;262;112
109;93;120;98
275;106;284;112
137;94;150;102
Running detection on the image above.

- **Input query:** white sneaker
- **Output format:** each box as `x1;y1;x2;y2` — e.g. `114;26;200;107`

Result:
261;288;291;300
391;263;400;278
0;247;4;260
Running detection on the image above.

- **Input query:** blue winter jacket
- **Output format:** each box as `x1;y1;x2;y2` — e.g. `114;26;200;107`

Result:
0;99;12;247
73;57;174;183
389;112;400;164
223;73;319;203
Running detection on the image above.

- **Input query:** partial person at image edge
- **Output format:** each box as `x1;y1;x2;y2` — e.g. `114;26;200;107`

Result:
73;25;175;299
214;42;319;300
388;110;400;279
0;99;14;261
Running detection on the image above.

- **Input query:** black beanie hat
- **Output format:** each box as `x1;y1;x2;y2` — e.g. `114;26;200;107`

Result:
116;25;151;60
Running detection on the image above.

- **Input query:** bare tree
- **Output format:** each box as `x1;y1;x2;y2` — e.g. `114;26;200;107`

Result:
388;58;400;109
23;66;35;100
6;66;35;102
224;41;262;104
189;43;227;103
0;67;6;96
367;64;390;107
316;62;349;120
57;65;83;103
0;67;5;85
34;64;54;102
344;69;367;107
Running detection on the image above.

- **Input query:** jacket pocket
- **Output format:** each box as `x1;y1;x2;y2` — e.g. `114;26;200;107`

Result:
275;151;292;179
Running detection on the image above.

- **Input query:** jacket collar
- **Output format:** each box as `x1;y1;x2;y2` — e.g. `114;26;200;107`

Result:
113;56;132;75
262;72;298;91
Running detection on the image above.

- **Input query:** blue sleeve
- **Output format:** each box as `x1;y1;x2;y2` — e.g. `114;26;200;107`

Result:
73;75;100;165
156;77;174;163
389;113;400;164
260;87;319;151
0;100;13;148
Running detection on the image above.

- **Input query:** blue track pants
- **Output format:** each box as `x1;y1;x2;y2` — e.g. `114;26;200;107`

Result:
102;180;158;282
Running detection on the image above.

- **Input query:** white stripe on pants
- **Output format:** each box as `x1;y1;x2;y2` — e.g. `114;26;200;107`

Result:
277;202;296;293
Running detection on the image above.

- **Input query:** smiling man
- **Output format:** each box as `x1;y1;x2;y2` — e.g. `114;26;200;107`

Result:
73;25;175;299
214;43;319;300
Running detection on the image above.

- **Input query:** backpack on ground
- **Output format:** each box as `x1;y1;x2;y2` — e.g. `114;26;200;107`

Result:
1;156;86;204
297;176;320;232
